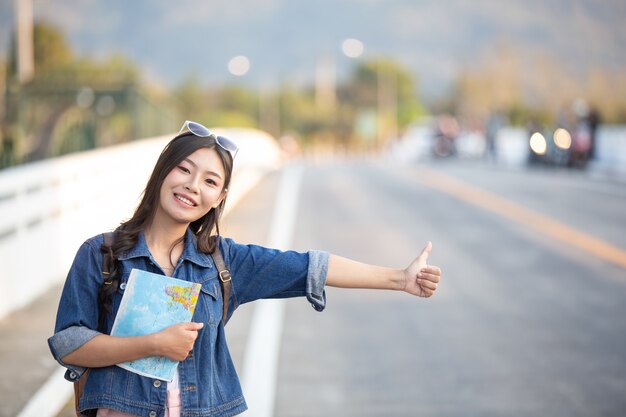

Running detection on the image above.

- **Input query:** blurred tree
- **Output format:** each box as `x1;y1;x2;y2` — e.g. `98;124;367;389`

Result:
454;44;523;121
173;80;258;129
339;58;425;146
586;68;626;123
173;74;207;122
33;21;73;72
278;87;316;142
6;20;73;80
218;85;258;117
171;58;426;152
449;43;626;125
3;21;175;167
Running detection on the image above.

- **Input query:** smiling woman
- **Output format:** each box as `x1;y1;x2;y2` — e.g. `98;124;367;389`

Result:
156;148;228;230
47;120;442;417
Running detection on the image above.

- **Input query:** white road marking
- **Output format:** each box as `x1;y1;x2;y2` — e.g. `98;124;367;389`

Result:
241;164;304;417
16;367;73;417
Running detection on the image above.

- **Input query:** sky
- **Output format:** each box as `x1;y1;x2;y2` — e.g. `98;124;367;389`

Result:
2;0;625;99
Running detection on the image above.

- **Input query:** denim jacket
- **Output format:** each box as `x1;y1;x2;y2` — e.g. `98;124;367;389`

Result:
48;229;328;417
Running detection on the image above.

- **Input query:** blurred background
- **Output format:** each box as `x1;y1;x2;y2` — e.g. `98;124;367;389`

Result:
1;1;626;417
1;0;625;165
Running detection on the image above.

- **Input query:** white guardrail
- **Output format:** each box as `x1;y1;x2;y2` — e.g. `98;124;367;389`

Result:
0;128;282;320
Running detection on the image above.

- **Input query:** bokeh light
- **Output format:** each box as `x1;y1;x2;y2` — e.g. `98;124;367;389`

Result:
553;128;572;149
341;38;364;58
530;132;547;155
228;55;250;76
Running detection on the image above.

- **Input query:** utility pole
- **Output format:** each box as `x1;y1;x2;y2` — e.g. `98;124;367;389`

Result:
315;54;336;111
259;87;281;139
15;0;34;83
3;0;33;168
377;65;397;147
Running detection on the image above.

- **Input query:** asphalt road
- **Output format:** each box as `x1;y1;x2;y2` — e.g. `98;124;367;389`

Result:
232;158;626;417
44;157;626;417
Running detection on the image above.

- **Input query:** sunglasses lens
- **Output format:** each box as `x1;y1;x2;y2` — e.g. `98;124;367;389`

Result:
180;121;239;159
216;136;238;153
187;121;211;137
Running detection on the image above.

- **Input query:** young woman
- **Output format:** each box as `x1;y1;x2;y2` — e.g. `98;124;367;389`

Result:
49;121;442;417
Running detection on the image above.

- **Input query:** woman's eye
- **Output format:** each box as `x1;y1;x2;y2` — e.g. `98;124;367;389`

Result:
205;178;217;186
177;166;190;174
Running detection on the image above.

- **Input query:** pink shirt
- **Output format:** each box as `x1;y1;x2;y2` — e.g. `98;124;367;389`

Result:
96;371;181;417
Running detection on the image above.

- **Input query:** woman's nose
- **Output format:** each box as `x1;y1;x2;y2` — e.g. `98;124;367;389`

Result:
184;178;200;193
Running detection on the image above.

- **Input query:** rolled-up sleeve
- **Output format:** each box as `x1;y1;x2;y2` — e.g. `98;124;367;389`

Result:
48;326;101;381
306;250;328;311
223;238;329;311
48;238;105;381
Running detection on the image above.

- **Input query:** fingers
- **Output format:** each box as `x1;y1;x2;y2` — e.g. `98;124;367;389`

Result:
184;322;204;331
417;277;438;291
160;322;203;361
420;288;436;298
416;263;441;298
182;322;203;344
420;265;441;278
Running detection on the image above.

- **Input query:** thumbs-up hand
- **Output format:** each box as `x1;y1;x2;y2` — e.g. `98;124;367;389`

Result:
403;242;441;298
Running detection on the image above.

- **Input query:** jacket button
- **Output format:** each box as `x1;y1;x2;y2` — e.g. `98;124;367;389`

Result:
120;282;127;290
153;380;161;388
149;412;157;417
69;371;77;379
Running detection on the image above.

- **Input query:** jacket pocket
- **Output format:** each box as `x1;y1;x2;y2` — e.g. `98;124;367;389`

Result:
196;278;222;325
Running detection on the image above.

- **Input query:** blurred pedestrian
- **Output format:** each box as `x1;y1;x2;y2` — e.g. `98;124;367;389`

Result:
432;114;459;158
570;99;596;167
587;107;601;160
48;120;442;417
485;111;506;163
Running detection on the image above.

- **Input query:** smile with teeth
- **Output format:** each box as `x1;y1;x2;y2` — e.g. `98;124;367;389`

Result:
175;194;196;207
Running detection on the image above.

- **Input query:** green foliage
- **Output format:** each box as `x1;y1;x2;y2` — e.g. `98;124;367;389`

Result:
171;57;428;150
33;21;73;72
218;85;258;116
173;79;259;129
3;21;174;167
173;74;207;121
507;104;550;127
6;20;73;80
199;110;257;129
4;19;431;161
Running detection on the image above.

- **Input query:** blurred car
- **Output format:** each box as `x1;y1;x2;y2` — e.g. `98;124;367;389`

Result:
527;127;590;167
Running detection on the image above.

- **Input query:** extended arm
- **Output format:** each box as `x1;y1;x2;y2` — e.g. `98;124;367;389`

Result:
325;242;441;298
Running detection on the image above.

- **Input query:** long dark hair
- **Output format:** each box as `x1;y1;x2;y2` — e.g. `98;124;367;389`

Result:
98;132;234;322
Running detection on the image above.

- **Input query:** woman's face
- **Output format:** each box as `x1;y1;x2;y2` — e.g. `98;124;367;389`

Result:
156;147;227;226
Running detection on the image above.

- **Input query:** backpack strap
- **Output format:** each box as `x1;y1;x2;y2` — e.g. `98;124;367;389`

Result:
210;238;231;325
75;232;116;416
102;232;115;281
99;232;116;330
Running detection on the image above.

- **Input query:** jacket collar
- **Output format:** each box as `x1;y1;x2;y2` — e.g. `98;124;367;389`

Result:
117;228;214;268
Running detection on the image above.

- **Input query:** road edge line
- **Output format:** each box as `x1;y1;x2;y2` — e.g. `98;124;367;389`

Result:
240;164;304;417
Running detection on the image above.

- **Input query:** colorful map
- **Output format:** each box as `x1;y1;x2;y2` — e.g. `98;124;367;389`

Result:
110;268;202;381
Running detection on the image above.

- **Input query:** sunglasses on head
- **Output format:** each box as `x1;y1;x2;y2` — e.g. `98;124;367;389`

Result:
178;120;239;160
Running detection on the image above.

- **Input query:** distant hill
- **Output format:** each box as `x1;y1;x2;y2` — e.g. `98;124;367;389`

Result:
2;0;625;100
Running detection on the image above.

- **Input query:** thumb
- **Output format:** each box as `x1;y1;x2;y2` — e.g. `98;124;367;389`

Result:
417;241;432;262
